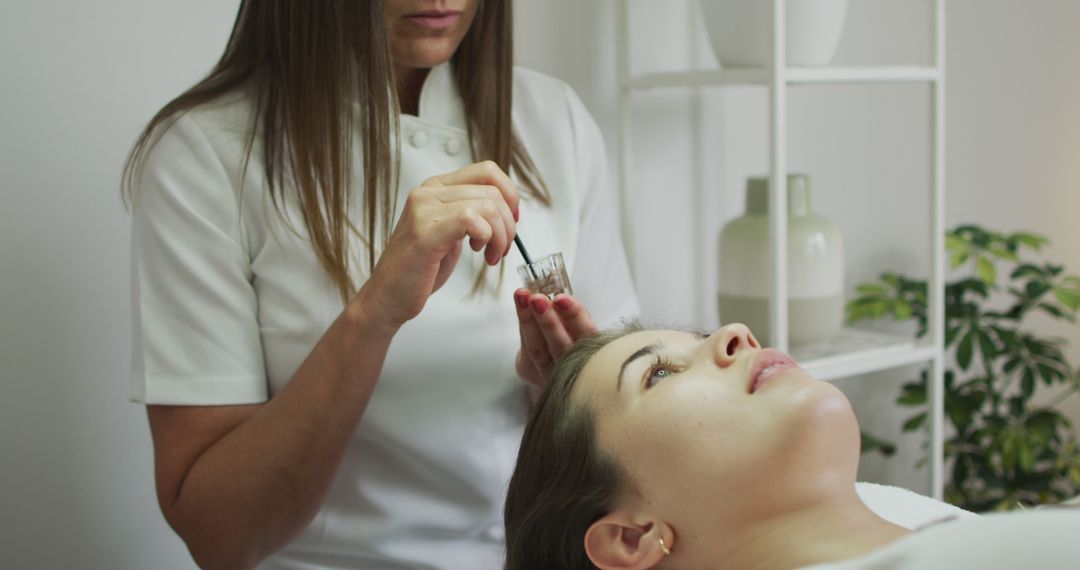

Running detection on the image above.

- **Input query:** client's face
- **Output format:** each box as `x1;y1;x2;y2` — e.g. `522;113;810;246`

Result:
573;323;860;530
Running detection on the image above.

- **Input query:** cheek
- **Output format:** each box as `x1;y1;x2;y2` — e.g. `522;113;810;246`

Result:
382;0;404;21
613;384;753;497
620;381;854;496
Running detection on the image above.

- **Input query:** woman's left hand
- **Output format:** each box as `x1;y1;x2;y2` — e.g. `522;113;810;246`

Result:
513;288;599;391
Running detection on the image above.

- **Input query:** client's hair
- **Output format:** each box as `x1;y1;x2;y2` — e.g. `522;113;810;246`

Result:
504;323;644;570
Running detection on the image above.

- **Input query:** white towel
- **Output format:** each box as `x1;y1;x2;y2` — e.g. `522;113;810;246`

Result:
855;482;976;530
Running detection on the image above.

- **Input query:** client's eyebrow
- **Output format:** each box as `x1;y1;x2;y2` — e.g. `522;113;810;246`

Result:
617;343;662;392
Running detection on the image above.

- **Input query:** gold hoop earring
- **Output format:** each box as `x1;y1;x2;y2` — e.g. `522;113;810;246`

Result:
659;536;672;556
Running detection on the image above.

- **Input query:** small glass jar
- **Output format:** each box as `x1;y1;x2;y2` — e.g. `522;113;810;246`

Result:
518;253;573;299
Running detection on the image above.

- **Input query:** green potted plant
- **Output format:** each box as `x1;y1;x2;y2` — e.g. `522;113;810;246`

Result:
847;225;1080;511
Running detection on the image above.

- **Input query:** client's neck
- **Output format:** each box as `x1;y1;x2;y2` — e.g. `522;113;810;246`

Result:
709;488;909;570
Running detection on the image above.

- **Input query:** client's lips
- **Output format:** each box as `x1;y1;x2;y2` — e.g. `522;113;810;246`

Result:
747;348;798;394
404;10;462;30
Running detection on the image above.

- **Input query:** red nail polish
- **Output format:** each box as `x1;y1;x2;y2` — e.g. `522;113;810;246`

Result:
530;298;548;314
554;297;572;312
515;292;528;310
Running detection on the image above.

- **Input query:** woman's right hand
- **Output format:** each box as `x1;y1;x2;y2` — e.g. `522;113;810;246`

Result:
356;161;520;331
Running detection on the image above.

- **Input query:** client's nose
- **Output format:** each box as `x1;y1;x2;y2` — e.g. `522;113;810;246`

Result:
711;323;759;368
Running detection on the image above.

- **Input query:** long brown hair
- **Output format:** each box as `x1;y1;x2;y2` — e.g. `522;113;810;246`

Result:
123;0;549;300
504;323;644;570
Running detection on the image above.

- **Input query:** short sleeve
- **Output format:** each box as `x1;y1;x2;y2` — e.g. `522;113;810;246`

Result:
562;85;641;329
129;113;268;405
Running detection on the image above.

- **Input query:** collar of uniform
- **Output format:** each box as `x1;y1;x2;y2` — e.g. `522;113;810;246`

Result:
409;61;467;131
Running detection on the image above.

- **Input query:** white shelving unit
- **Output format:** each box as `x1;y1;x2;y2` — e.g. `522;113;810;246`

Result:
615;0;947;499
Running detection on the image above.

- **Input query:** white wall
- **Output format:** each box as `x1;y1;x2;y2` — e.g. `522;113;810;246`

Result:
2;1;1079;567
1;1;237;568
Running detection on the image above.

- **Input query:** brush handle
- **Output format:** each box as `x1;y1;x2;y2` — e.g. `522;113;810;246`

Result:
514;235;539;281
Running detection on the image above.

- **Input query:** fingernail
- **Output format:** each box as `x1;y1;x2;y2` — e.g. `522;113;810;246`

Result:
530;298;548;315
554;296;572;312
515;292;528;310
513;208;520;222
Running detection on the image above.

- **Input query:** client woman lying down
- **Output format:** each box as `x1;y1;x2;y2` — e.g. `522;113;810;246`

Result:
504;323;1080;569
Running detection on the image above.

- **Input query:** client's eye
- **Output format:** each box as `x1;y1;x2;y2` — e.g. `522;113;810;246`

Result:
644;356;681;389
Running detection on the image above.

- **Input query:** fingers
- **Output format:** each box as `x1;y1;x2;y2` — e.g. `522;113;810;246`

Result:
458;201;506;266
529;294;575;359
425;161;521;220
436;185;514;264
515;288;597;388
550;294;599;339
515;289;556;383
515;343;541;388
410;192;511;266
373;163;520;328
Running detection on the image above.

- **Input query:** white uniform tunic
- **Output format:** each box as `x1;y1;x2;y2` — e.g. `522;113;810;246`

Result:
129;63;639;569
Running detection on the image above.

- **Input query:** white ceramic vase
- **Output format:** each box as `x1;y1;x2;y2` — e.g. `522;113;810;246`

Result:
699;0;850;67
718;175;844;347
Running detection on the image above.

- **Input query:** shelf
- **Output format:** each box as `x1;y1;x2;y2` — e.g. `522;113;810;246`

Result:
626;66;941;90
789;66;941;84
793;328;937;382
616;0;948;498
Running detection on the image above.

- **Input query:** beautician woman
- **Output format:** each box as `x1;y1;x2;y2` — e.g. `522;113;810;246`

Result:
123;1;637;568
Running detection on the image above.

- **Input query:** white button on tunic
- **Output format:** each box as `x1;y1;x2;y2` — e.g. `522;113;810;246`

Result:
129;63;639;569
410;129;429;149
444;137;462;156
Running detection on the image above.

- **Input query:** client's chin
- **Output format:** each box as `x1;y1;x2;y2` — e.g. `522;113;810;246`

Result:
783;380;862;476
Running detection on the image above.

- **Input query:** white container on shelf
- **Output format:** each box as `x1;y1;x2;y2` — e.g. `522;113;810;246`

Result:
699;0;850;67
718;175;844;347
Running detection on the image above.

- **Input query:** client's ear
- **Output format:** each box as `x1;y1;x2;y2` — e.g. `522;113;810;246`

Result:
584;510;670;570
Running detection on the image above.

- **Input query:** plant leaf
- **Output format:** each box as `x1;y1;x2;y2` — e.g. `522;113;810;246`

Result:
957;331;975;371
1019;438;1036;473
946;233;971;254
977;257;997;285
898;382;927;406
1027;410;1064;432
1022;367;1036;395
950;251;970;269
1011;264;1045;280
989;247;1019;262
1037;363;1065;384
1038;302;1073;322
856;284;889;297
1026;280;1052;300
894;300;913;320
949;395;979;431
860;431;897;456
977;329;997;361
1054;287;1080;311
1021;372;1036;399
946;325;962;346
1010;232;1049;251
903;412;928;432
